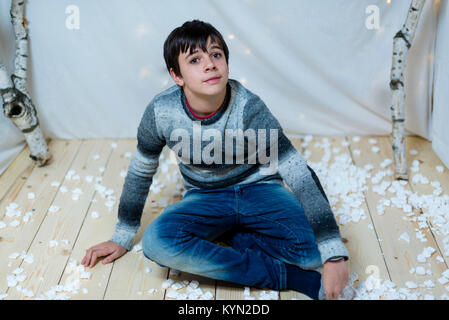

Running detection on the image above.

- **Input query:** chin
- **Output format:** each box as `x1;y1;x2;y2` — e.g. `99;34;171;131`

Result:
202;80;227;94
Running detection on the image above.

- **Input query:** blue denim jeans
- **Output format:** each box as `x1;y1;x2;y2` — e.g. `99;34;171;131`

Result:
142;181;323;298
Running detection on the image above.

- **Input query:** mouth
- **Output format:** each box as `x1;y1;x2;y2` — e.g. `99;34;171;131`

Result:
204;76;221;83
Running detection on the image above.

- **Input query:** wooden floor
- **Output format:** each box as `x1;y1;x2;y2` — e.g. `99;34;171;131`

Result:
0;135;448;300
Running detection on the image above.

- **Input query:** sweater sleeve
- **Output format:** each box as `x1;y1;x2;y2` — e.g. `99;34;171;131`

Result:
244;97;349;263
109;101;165;250
277;146;349;263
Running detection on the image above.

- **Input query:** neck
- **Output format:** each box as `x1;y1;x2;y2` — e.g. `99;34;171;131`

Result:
183;86;227;117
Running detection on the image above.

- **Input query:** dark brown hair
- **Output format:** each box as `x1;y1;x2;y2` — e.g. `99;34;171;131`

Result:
163;20;229;77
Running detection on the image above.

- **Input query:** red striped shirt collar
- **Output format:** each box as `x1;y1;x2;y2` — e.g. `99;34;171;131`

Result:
184;96;222;119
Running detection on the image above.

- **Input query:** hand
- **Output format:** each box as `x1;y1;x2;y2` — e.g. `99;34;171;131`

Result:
81;241;127;268
321;259;349;300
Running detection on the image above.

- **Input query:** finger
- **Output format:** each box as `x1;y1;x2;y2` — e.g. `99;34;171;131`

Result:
82;249;92;265
83;243;109;266
89;248;113;267
327;291;337;300
83;248;93;266
102;251;120;264
89;252;98;268
335;289;343;299
324;286;333;300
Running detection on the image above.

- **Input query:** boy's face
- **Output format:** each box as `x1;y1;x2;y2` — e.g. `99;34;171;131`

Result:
170;37;229;98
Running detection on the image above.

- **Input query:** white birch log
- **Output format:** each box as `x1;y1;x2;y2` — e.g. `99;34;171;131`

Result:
0;0;51;166
390;0;426;180
0;59;15;104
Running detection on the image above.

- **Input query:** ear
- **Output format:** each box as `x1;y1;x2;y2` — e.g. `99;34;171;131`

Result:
170;68;184;87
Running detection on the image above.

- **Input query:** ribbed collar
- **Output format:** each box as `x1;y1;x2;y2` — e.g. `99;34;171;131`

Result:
180;82;231;125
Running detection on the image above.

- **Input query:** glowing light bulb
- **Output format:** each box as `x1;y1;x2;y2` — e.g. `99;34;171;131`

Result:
139;66;151;78
228;34;235;40
135;24;150;37
240;78;247;84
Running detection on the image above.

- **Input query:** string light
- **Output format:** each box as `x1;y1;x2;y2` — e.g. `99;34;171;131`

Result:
135;24;150;37
139;66;151;78
228;34;235;40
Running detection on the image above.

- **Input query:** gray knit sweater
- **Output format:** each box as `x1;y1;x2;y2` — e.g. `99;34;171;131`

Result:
110;79;349;263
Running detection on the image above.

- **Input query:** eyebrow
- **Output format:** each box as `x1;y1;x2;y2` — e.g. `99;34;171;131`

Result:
185;45;223;60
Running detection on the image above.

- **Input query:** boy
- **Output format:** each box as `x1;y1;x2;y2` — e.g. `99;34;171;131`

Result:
82;20;354;300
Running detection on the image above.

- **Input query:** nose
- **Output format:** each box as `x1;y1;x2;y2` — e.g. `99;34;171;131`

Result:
204;55;216;71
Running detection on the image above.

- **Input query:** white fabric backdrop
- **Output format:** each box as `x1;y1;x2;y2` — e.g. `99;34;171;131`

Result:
0;0;446;175
431;0;449;169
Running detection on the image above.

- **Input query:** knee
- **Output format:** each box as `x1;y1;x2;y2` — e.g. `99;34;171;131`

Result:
142;222;170;263
284;243;323;270
142;224;157;261
283;231;323;270
142;219;188;267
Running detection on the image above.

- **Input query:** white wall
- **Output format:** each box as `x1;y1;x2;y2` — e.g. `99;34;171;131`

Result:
0;0;27;174
431;0;449;169
0;0;444;174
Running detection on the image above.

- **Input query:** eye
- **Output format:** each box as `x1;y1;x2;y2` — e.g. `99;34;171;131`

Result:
212;52;222;58
190;57;199;64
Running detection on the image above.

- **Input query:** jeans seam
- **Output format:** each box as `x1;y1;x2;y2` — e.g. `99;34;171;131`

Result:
278;259;287;290
245;214;307;250
175;220;198;241
250;215;320;268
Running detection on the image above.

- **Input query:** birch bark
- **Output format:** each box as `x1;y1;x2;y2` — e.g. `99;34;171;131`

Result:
390;0;426;180
0;0;51;166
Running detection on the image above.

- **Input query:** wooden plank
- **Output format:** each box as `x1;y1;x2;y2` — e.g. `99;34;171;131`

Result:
5;136;444;299
0;160;35;220
103;147;215;299
405;136;449;269
64;140;169;300
216;280;245;300
0;139;82;296
57;139;142;300
304;137;390;285
6;139;113;299
164;269;216;301
349;136;447;298
0;143;34;203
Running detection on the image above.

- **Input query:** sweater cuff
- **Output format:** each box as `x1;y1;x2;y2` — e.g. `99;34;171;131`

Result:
317;238;350;263
109;223;138;251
